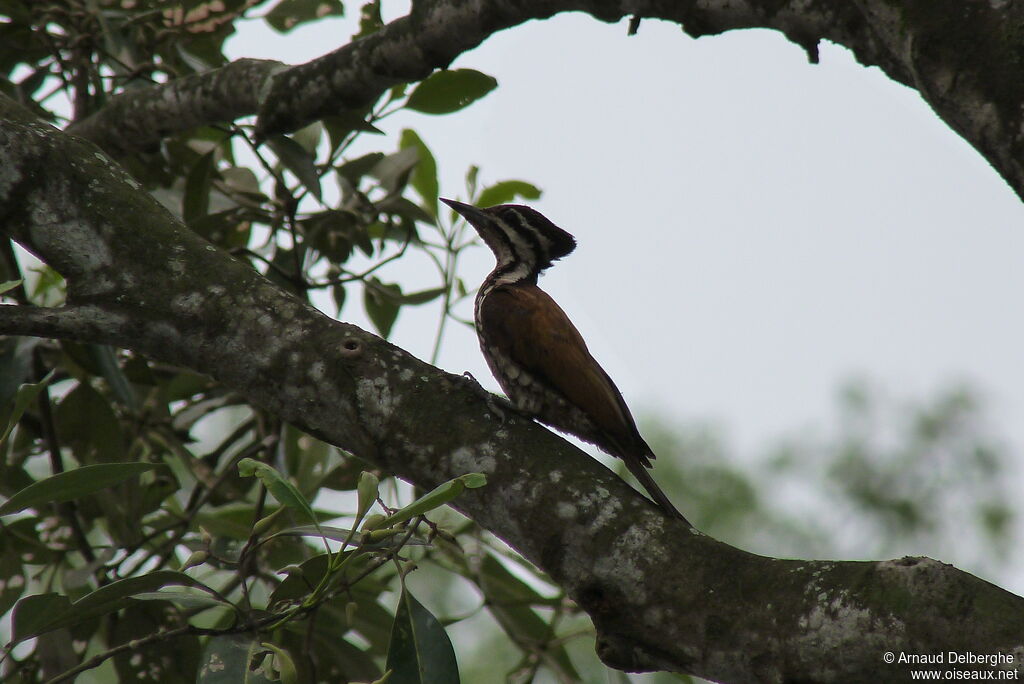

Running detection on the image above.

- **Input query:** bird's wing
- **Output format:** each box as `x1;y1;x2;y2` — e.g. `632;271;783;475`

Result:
479;284;645;455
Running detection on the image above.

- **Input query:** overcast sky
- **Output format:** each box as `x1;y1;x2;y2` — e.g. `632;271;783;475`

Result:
227;10;1024;589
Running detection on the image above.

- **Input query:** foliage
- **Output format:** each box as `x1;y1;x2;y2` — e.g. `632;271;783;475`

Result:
640;380;1018;570
0;2;1017;683
0;1;544;681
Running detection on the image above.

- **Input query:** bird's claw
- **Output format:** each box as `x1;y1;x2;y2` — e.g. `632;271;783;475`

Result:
461;371;487;395
461;372;522;424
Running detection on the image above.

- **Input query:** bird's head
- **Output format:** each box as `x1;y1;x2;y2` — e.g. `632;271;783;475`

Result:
441;198;577;279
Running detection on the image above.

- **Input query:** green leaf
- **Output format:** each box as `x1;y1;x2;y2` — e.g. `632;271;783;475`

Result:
0;540;24;618
268;554;378;612
196;503;280;541
281;423;331;494
292;120;323;155
175;37;227;74
358;471;380;518
268;553;332;604
377;474;485;529
184;150;216;223
11;571;198;642
260;642;299;684
305;210;357;262
395;286;445;306
354;0;384;40
15;66;48;99
88;345;139;412
267;135;322;202
337;152;385;186
1;517;56;565
365;280;445;307
332;282;347;315
236;459;310;519
308;636;382;683
131;590;230;610
111;602;202;683
375;195;435;226
0;337;36;409
159;370;211;404
221;166;263;198
0;370;53;446
265;0;344;32
55;381;125;463
476;180;542;209
320;454;371;491
28;264;64;302
59;339;105;375
363;278;401;339
386;587;459;683
459;473;487;489
399;130;438;214
198;635;277;683
465;166;479;198
406;69;497;115
0;279;22;296
324;109;383;154
271;525;427;549
371;147;419;196
478;554;578;680
268;562;392;680
12;593;71;643
190;207;254;250
271;525;358;544
0;462;163;516
237;458;319;527
57;571;199;626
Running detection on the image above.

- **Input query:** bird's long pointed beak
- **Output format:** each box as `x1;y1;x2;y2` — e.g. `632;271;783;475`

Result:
440;197;490;227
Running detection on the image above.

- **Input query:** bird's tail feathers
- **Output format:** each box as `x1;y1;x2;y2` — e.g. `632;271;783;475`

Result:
623;458;690;526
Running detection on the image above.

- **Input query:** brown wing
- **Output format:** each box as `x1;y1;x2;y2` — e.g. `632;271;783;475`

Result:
480;284;645;454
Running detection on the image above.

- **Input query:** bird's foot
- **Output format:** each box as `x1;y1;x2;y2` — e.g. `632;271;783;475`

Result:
460;371;489;398
460;372;524;424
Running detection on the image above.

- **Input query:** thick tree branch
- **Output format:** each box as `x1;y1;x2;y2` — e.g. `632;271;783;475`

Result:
64;58;283;155
2;96;1023;682
62;0;1024;202
0;305;126;345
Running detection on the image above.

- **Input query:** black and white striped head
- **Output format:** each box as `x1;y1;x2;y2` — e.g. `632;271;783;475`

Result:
441;198;577;282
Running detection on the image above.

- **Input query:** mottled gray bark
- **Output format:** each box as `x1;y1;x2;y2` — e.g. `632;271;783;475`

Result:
2;94;1023;683
66;59;284;157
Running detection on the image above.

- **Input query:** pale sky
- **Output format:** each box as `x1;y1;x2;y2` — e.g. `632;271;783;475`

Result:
227;10;1024;591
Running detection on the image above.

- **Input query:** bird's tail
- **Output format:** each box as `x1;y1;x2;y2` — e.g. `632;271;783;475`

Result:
623;457;691;526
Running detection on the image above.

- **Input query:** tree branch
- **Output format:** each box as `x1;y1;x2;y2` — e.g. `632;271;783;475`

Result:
2;91;1023;681
64;58;283;156
0;305;128;346
58;0;1024;201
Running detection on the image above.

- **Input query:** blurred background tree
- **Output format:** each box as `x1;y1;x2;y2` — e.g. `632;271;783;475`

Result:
0;1;1018;683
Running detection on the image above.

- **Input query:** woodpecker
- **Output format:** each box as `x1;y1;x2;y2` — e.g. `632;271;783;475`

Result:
441;198;688;524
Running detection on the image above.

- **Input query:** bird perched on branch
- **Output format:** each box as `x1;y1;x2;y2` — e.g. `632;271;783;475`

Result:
441;198;688;524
